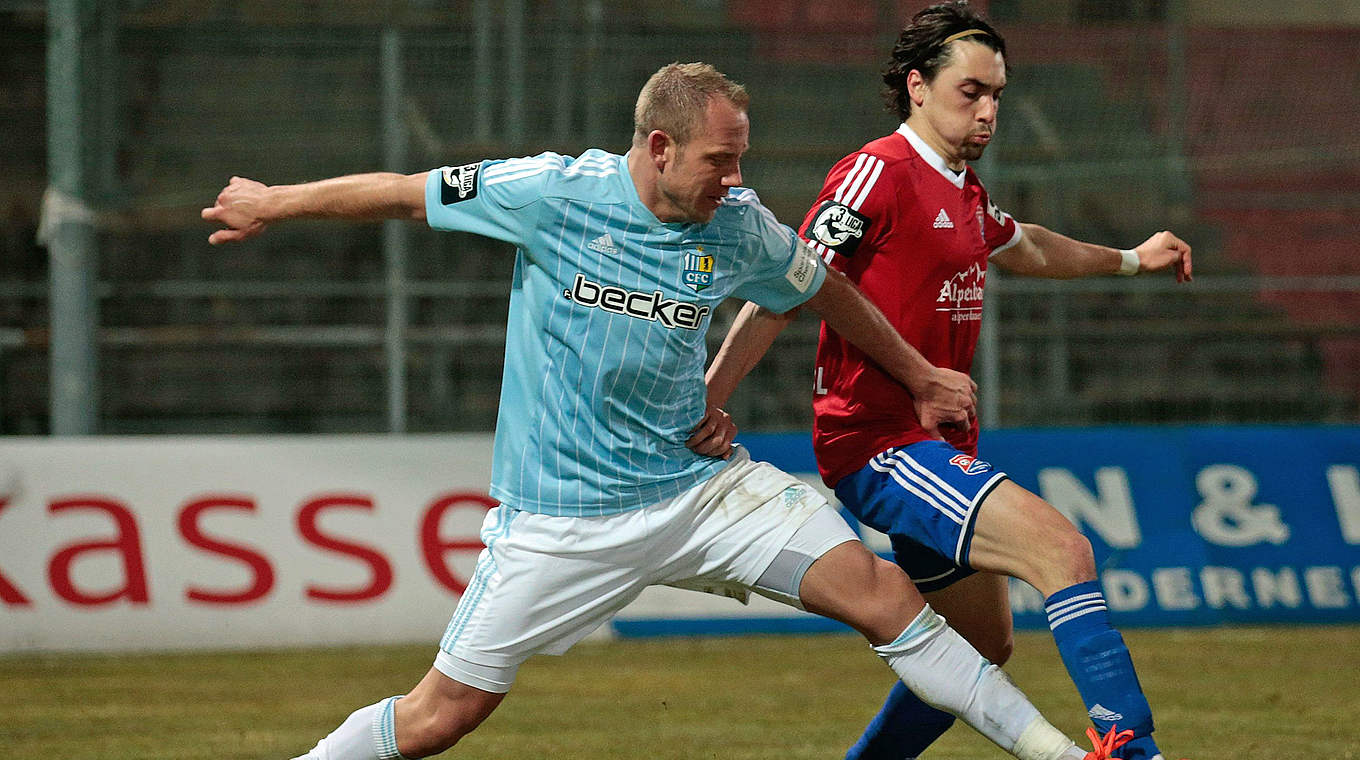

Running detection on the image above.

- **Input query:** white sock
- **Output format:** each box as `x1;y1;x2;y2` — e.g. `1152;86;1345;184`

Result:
291;695;407;760
874;606;1078;760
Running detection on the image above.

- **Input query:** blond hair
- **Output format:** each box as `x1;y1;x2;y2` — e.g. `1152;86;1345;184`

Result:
632;62;749;147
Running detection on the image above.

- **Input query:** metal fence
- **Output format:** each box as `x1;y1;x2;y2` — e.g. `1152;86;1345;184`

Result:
4;1;1358;434
721;274;1360;432
2;272;1356;433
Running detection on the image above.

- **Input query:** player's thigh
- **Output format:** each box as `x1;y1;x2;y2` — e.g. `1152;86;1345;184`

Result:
660;450;853;603
923;571;1013;664
657;450;916;645
967;479;1095;594
436;505;653;692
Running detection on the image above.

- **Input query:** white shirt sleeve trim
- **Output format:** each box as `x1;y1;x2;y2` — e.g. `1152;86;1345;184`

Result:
988;218;1023;257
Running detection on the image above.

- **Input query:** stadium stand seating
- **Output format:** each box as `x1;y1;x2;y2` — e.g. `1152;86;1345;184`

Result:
0;4;1355;433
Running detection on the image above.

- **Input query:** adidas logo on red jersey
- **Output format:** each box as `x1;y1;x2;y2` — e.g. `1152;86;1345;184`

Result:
932;208;954;229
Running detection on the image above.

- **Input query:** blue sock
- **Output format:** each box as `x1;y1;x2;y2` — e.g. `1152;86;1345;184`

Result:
844;681;955;760
1046;581;1159;760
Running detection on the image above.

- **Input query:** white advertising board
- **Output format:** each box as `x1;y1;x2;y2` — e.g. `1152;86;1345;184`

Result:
0;435;505;652
0;435;844;653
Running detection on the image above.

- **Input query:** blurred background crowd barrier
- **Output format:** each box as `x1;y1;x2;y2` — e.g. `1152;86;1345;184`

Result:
1;0;1358;436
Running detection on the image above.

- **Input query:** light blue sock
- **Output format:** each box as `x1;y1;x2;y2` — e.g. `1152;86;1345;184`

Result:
1046;582;1159;760
844;680;955;760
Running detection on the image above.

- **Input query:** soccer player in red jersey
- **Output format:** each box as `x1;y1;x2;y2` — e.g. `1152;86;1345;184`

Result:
704;3;1192;760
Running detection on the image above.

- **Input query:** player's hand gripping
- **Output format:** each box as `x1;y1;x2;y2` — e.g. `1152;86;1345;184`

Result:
686;403;737;460
201;176;272;245
1132;230;1193;283
914;366;977;440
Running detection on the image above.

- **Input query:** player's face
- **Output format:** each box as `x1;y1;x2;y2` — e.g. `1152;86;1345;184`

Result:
658;97;749;223
911;40;1006;167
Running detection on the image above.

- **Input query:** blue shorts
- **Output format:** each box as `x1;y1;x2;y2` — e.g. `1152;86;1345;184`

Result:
834;440;1009;592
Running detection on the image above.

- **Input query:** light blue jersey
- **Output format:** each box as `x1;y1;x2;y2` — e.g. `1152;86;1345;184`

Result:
425;150;825;516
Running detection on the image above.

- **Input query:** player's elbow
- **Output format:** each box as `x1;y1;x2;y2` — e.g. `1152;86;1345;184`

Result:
402;172;428;221
760;304;800;322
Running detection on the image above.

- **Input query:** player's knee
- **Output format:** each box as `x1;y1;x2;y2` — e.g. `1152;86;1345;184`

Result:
864;556;923;637
844;557;917;639
1019;499;1097;589
1050;526;1096;581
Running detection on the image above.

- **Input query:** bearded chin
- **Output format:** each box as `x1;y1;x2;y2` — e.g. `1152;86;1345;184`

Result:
960;143;988;162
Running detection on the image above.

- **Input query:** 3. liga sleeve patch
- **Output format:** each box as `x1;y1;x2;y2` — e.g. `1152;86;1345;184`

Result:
805;200;870;255
439;163;480;204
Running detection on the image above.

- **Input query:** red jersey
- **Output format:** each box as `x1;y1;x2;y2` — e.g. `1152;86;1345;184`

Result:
799;124;1021;486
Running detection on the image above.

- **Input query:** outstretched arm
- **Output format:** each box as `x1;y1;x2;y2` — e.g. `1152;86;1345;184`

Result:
991;225;1192;282
201;172;429;245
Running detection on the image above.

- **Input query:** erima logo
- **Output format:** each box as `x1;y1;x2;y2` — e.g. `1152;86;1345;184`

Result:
440;163;479;204
933;208;954;229
588;234;619;255
563;273;710;330
1087;704;1125;722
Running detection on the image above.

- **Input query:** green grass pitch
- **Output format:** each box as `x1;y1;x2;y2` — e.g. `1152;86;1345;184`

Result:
2;626;1356;759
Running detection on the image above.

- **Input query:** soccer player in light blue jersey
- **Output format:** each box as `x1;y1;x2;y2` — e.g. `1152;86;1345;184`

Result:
204;62;1129;760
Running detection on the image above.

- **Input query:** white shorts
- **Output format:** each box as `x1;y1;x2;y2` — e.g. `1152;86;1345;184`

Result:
433;447;858;692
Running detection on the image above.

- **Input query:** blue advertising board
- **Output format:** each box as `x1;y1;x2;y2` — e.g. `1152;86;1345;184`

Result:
623;426;1360;633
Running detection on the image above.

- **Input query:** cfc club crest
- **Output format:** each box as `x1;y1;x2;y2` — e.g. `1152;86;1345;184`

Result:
949;454;993;475
683;249;715;292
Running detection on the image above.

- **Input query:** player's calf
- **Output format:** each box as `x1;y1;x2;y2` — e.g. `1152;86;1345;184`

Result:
392;668;504;757
291;670;503;760
1044;580;1160;760
873;604;1103;760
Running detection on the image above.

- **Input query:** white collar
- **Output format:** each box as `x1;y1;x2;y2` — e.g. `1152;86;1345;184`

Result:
896;123;966;189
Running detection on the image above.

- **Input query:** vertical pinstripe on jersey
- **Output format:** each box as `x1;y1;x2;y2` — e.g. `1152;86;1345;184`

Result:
424;150;819;516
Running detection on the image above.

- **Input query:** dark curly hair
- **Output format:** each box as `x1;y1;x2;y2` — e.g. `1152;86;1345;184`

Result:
882;1;1007;121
